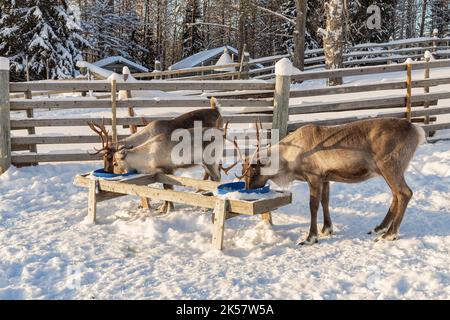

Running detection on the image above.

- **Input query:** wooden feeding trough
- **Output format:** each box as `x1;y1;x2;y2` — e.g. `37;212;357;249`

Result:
73;172;292;250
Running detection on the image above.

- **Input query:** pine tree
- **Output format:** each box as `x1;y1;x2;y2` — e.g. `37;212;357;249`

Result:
182;0;204;58
0;0;87;80
347;0;397;44
430;0;449;36
280;0;321;54
81;0;147;62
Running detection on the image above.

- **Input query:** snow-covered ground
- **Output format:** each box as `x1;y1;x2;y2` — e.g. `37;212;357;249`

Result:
1;135;450;299
2;64;450;299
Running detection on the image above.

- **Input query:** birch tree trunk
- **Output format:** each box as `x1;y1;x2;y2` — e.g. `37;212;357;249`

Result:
322;0;345;86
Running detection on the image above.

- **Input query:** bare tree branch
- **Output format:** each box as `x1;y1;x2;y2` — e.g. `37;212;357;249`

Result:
249;2;296;25
186;22;237;30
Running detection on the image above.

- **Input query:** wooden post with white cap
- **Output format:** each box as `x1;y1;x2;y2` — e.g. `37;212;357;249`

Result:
0;57;10;175
272;58;292;140
265;58;293;225
405;58;412;122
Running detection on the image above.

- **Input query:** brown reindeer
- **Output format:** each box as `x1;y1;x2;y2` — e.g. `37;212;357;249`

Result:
237;118;426;244
88;97;223;173
112;124;237;213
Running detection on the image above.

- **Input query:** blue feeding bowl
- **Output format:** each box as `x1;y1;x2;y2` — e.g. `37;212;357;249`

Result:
217;181;270;195
92;168;138;179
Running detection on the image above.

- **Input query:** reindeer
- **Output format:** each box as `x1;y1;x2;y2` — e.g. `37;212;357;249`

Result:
112;124;237;213
237;118;426;244
88;98;223;173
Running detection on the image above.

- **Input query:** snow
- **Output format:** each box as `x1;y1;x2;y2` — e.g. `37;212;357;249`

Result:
214;50;235;72
93;56;149;73
122;66;131;76
424;50;434;60
76;61;114;79
0;57;9;70
169;46;238;70
2;139;450;299
275;58;293;76
107;73;121;82
3;57;450;299
404;58;413;65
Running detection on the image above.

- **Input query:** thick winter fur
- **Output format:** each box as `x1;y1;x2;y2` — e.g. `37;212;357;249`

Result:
113;128;222;180
246;118;424;244
113;127;225;212
119;101;222;149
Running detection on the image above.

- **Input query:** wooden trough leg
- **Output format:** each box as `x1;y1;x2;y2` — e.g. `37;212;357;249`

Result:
261;212;273;225
212;199;228;250
88;179;98;223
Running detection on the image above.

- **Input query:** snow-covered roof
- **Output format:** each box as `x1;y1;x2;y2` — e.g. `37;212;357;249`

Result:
169;46;238;70
93;56;149;72
214;50;236;72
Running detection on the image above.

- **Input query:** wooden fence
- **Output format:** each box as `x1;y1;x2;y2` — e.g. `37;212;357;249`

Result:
1;56;450;173
134;35;450;81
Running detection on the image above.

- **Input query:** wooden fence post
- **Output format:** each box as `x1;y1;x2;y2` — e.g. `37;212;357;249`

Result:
272;58;292;140
387;36;394;65
110;78;118;146
432;29;439;52
405;58;412;122
423;51;436;137
122;67;137;134
423;52;431;124
239;52;250;80
0;57;10;175
267;58;292;226
154;60;162;80
24;89;37;166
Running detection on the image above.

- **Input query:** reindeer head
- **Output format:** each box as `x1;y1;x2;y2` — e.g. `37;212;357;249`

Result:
234;120;269;189
87;121;116;173
112;146;133;174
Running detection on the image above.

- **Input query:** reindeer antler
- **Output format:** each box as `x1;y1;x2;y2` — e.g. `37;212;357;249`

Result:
220;138;241;175
235;120;262;180
87;121;111;155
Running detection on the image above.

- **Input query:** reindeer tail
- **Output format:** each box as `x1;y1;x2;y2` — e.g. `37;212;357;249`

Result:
413;124;427;145
210;97;219;109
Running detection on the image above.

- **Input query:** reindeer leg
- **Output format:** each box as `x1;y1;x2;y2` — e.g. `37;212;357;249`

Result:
320;181;333;236
300;177;322;245
369;195;397;235
375;165;413;241
378;176;412;241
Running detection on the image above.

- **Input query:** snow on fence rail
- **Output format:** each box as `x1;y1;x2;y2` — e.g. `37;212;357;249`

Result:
2;57;450;172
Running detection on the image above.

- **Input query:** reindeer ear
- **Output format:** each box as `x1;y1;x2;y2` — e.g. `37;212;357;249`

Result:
118;148;128;159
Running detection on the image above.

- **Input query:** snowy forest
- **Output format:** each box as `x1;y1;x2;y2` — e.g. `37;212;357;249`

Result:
0;0;449;81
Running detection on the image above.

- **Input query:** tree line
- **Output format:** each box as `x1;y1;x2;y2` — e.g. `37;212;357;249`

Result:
1;0;448;81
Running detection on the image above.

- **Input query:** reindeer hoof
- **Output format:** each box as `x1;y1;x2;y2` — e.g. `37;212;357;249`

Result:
299;235;318;246
368;226;388;235
321;226;334;236
375;233;398;242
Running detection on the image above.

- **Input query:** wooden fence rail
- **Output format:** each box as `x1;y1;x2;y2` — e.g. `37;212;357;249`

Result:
130;35;450;81
1;53;450;171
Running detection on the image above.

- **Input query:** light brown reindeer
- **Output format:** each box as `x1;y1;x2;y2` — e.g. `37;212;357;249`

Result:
112;123;237;213
88;98;223;173
238;118;426;244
